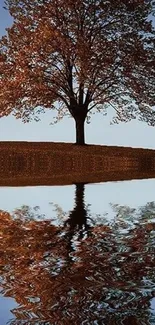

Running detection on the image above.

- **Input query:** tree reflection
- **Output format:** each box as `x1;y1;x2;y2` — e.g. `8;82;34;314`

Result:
0;184;155;325
63;183;90;236
58;183;93;259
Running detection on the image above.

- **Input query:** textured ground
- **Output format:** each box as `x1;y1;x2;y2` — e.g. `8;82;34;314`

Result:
0;141;155;186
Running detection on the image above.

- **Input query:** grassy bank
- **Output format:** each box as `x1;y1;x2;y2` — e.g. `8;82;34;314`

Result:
0;141;155;155
0;141;155;186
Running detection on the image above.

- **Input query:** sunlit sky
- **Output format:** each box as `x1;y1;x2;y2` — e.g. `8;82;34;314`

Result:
0;179;155;219
0;3;155;321
0;0;155;148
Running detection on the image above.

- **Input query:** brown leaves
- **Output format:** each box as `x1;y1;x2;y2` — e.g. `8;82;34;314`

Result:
0;197;155;324
0;0;154;128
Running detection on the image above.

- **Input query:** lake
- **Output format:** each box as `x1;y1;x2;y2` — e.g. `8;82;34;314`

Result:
0;178;155;324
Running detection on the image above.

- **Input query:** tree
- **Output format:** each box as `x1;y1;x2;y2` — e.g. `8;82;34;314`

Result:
0;0;155;144
0;197;155;324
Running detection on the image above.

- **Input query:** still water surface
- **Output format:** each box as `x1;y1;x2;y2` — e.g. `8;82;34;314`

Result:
0;179;155;325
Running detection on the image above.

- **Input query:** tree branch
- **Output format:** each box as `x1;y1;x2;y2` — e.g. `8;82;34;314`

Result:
79;82;84;105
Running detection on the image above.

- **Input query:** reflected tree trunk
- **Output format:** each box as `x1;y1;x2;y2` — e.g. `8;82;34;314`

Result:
63;183;91;255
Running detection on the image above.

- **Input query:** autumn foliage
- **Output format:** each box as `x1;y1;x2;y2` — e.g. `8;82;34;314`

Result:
0;184;155;324
0;0;155;144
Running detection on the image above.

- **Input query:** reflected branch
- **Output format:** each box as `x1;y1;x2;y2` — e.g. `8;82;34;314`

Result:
0;187;155;324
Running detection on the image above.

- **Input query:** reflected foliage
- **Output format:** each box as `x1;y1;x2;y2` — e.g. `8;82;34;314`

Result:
0;184;155;324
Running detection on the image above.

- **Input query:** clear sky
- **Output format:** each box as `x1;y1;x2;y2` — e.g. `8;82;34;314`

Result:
0;0;155;148
0;3;155;321
0;179;155;219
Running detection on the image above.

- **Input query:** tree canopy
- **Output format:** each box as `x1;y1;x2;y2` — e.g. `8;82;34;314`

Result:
0;195;155;324
0;0;155;144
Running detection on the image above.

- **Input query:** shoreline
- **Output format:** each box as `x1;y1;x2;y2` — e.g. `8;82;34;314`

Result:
0;141;155;186
0;140;155;152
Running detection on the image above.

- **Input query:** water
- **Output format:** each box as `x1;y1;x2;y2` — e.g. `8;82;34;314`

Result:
0;179;155;325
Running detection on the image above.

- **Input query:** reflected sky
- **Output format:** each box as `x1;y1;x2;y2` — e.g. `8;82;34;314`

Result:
0;2;155;323
0;295;17;324
0;180;155;324
0;178;155;220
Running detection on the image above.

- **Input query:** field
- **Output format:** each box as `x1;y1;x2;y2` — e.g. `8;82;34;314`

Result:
0;141;155;186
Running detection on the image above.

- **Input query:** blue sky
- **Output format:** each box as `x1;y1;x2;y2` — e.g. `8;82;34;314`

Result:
1;179;155;219
0;0;155;148
0;3;155;322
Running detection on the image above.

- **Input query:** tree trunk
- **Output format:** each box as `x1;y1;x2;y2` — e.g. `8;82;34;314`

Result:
75;117;85;145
